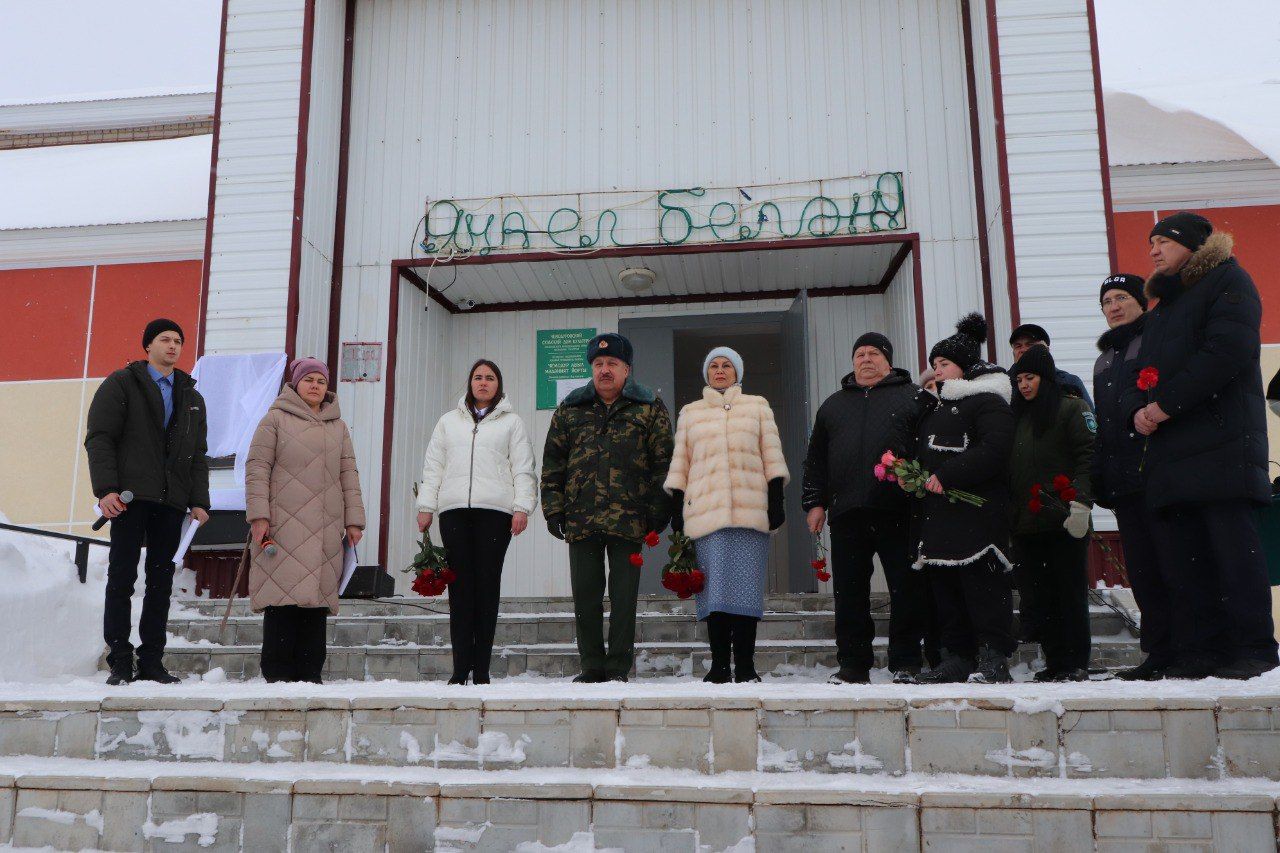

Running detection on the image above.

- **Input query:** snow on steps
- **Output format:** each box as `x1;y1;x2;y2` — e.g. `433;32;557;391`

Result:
2;685;1280;781
157;634;1144;681
0;756;1277;851
168;606;1132;647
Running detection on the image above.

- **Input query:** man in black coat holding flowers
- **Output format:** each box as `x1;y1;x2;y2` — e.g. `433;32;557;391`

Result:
1127;212;1277;679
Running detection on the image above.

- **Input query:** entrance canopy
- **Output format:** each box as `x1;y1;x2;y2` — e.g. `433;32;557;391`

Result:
392;234;918;315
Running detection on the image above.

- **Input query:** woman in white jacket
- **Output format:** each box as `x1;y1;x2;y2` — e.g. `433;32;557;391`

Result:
664;347;789;682
416;359;537;684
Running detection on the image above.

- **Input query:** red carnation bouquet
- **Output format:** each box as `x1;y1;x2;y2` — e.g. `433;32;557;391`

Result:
875;450;985;507
810;535;831;583
660;532;705;599
1136;366;1159;472
1027;474;1076;518
404;538;455;597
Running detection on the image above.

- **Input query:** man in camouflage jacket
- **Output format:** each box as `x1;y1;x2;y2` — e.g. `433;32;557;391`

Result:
541;332;674;682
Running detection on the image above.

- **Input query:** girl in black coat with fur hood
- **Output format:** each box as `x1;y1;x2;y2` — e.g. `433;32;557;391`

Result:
896;314;1018;684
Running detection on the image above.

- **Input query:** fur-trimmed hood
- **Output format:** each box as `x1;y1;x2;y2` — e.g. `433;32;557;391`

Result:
939;364;1012;404
1146;231;1234;302
1097;312;1147;353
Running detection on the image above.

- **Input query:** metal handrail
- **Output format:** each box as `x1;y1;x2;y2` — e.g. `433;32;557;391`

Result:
0;522;108;583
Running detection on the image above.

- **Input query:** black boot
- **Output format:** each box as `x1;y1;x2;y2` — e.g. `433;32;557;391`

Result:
703;613;732;684
916;649;974;684
732;616;761;682
447;672;470;686
1165;654;1221;680
135;662;180;684
1114;656;1169;682
1215;658;1277;680
969;646;1011;684
105;659;134;686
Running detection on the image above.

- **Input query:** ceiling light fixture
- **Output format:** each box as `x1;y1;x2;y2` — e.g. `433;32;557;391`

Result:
618;267;656;293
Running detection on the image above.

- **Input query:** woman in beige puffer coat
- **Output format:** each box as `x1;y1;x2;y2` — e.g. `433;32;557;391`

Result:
664;347;789;683
245;357;365;683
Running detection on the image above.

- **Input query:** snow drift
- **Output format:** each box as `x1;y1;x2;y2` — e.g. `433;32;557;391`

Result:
0;513;106;681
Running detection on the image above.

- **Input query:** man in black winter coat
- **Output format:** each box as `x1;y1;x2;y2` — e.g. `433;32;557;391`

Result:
1127;212;1278;680
85;319;211;686
802;332;938;684
1092;273;1177;680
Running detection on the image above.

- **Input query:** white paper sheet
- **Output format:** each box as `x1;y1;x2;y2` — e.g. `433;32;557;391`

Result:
556;376;591;404
339;538;359;594
171;514;202;567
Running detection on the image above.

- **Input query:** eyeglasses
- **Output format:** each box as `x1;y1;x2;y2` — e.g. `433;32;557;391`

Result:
1101;294;1133;308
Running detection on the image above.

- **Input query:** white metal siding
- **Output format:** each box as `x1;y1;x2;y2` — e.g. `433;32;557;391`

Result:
994;0;1112;382
1111;160;1280;211
203;0;306;354
966;0;1015;352
339;0;988;579
295;0;346;359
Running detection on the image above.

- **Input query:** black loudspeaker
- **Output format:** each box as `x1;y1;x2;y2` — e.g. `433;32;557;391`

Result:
341;565;396;599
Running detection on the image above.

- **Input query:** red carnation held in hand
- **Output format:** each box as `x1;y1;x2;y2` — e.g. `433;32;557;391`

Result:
644;530;661;548
1028;497;1044;515
629;552;644;567
1137;366;1159;391
1052;475;1071;492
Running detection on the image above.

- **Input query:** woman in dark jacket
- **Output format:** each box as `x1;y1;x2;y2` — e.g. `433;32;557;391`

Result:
901;314;1017;684
1009;345;1095;681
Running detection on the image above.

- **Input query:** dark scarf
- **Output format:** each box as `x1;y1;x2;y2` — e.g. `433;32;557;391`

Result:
1096;312;1147;353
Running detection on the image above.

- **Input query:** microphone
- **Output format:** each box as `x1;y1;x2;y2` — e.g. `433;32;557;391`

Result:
92;490;134;531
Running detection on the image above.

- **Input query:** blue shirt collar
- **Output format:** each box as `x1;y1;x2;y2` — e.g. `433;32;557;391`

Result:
146;364;174;385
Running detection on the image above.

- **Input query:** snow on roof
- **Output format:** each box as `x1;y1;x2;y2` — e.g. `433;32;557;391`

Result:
0;135;211;231
1096;0;1280;167
0;1;219;107
1104;90;1268;167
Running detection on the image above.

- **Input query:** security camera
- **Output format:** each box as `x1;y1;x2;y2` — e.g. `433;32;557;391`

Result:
458;298;477;310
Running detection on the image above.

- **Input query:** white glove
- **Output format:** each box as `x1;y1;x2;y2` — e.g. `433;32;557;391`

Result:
1064;501;1091;539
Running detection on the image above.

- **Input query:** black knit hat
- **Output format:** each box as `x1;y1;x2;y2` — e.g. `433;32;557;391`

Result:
1149;211;1213;252
852;332;893;364
142;318;184;351
1010;342;1057;382
929;313;988;373
1009;323;1050;347
1099;273;1147;310
585;332;633;366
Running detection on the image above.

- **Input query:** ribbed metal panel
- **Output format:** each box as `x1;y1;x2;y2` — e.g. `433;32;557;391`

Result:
966;0;1014;351
1111;160;1280;211
334;0;987;587
204;0;306;355
994;0;1111;384
295;0;347;359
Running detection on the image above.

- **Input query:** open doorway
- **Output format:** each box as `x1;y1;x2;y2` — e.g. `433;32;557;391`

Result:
622;304;813;595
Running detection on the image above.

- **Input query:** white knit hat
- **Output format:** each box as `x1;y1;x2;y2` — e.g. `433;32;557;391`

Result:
702;346;744;385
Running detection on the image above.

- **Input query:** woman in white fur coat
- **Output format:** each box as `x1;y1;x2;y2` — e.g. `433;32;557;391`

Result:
664;347;789;683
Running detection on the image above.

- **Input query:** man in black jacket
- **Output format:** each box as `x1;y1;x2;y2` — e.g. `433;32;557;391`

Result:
1092;273;1175;680
1128;212;1278;679
85;319;210;685
802;332;937;684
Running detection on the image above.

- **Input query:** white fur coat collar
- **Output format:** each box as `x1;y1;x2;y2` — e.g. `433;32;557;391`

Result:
939;369;1012;404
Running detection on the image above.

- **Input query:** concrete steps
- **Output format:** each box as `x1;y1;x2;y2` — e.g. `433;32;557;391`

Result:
160;635;1145;681
163;594;1137;681
168;606;1132;648
1;756;1277;851
2;690;1276;781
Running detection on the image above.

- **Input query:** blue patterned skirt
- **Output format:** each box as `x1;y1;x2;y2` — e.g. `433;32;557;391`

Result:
692;527;770;621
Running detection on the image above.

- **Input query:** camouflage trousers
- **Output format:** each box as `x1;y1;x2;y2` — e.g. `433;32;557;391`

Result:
568;535;642;677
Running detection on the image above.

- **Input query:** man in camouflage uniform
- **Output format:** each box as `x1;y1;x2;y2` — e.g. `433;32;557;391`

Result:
541;332;674;682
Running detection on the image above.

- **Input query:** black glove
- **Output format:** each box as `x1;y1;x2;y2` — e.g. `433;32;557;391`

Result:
546;513;566;540
670;491;685;534
767;478;785;531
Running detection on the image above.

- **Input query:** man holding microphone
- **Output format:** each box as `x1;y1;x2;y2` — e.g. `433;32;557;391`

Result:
85;319;210;685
